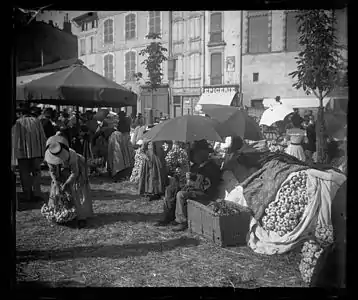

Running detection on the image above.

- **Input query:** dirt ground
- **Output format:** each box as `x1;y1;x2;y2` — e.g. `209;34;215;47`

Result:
15;171;306;288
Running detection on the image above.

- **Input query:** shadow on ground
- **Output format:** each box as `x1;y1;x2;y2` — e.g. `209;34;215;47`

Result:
16;192;48;212
90;189;138;201
16;280;87;288
88;211;163;228
16;236;200;262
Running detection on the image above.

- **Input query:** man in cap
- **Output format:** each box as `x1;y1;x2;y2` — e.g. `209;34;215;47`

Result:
156;139;221;231
12;102;47;202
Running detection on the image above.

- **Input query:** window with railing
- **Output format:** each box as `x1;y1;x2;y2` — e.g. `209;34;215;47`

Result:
285;11;300;52
125;13;136;40
125;51;136;81
210;12;223;43
210;52;222;85
149;11;161;34
104;19;114;44
104;54;114;81
248;15;269;53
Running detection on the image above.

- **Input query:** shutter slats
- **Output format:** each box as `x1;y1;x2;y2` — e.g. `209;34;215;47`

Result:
248;15;269;53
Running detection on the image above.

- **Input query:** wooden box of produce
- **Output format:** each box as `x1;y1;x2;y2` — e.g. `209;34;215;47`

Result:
187;200;251;247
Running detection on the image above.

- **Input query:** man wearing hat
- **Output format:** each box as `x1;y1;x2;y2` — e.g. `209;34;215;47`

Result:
156;139;221;231
12;102;47;202
44;134;93;228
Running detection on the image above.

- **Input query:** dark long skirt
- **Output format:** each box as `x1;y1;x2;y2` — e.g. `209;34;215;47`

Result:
138;152;167;196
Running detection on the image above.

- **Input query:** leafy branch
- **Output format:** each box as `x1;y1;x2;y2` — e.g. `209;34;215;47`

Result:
139;33;168;91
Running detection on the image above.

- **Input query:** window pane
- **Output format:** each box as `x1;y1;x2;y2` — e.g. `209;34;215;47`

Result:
178;22;183;40
211;13;222;32
248;15;269;53
210;32;222;43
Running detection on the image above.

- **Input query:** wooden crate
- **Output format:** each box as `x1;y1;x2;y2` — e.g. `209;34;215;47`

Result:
187;200;251;247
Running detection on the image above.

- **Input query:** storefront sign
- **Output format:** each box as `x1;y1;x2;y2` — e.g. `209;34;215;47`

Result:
201;85;239;94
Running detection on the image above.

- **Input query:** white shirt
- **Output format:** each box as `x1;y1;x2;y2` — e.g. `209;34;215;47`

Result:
214;136;232;153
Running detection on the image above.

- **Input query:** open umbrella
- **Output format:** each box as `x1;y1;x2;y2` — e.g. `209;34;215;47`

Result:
142;115;223;143
259;104;294;126
18;64;137;108
202;104;263;141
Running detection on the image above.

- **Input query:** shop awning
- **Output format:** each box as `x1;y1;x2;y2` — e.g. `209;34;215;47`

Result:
198;91;237;106
263;97;331;109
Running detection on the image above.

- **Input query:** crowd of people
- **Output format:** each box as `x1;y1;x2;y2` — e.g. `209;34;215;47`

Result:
12;103;346;229
12;102;346;288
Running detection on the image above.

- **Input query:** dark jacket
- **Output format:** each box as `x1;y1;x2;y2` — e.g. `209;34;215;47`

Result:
190;159;221;201
41;117;55;139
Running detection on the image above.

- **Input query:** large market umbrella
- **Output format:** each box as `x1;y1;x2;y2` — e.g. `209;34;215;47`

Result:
259;104;294;126
142;115;224;143
202;104;263;141
18;64;137;108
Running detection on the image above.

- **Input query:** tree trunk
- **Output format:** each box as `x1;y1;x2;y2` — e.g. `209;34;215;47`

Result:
316;97;328;164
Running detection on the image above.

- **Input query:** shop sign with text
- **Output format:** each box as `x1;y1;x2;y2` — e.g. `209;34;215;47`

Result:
202;85;239;94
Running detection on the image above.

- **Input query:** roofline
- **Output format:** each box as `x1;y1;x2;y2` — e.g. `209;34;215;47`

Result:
30;20;76;37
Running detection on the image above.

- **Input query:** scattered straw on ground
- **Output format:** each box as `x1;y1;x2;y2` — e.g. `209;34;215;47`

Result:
16;171;307;288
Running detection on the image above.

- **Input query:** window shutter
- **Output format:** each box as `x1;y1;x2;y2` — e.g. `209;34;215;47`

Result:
195;53;201;78
286;12;299;52
173;23;178;41
178;21;183;40
248;16;269;53
211;53;222;85
195;17;200;39
168;58;175;81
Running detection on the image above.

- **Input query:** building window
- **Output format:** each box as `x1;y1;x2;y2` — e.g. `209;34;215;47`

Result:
125;51;136;81
248;15;269;53
285;12;300;52
173;21;184;42
253;72;259;82
90;36;94;53
80;39;86;56
210;12;223;43
81;23;85;32
125;13;136;40
210;52;222;85
104;54;114;81
189;53;201;87
104;19;114;44
149;11;161;34
92;19;98;29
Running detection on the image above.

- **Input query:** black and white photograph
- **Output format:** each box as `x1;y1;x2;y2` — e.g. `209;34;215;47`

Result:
13;6;347;291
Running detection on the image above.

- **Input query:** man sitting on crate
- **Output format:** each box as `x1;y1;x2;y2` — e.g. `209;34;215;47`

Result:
155;140;221;232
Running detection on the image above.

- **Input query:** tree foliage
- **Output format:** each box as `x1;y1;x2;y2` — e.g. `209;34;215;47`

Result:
139;33;168;91
289;10;346;100
289;10;347;163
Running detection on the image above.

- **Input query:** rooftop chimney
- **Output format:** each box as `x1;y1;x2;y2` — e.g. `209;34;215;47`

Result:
63;13;72;34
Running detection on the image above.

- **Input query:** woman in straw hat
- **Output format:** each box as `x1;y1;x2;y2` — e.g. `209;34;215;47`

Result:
44;134;93;228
